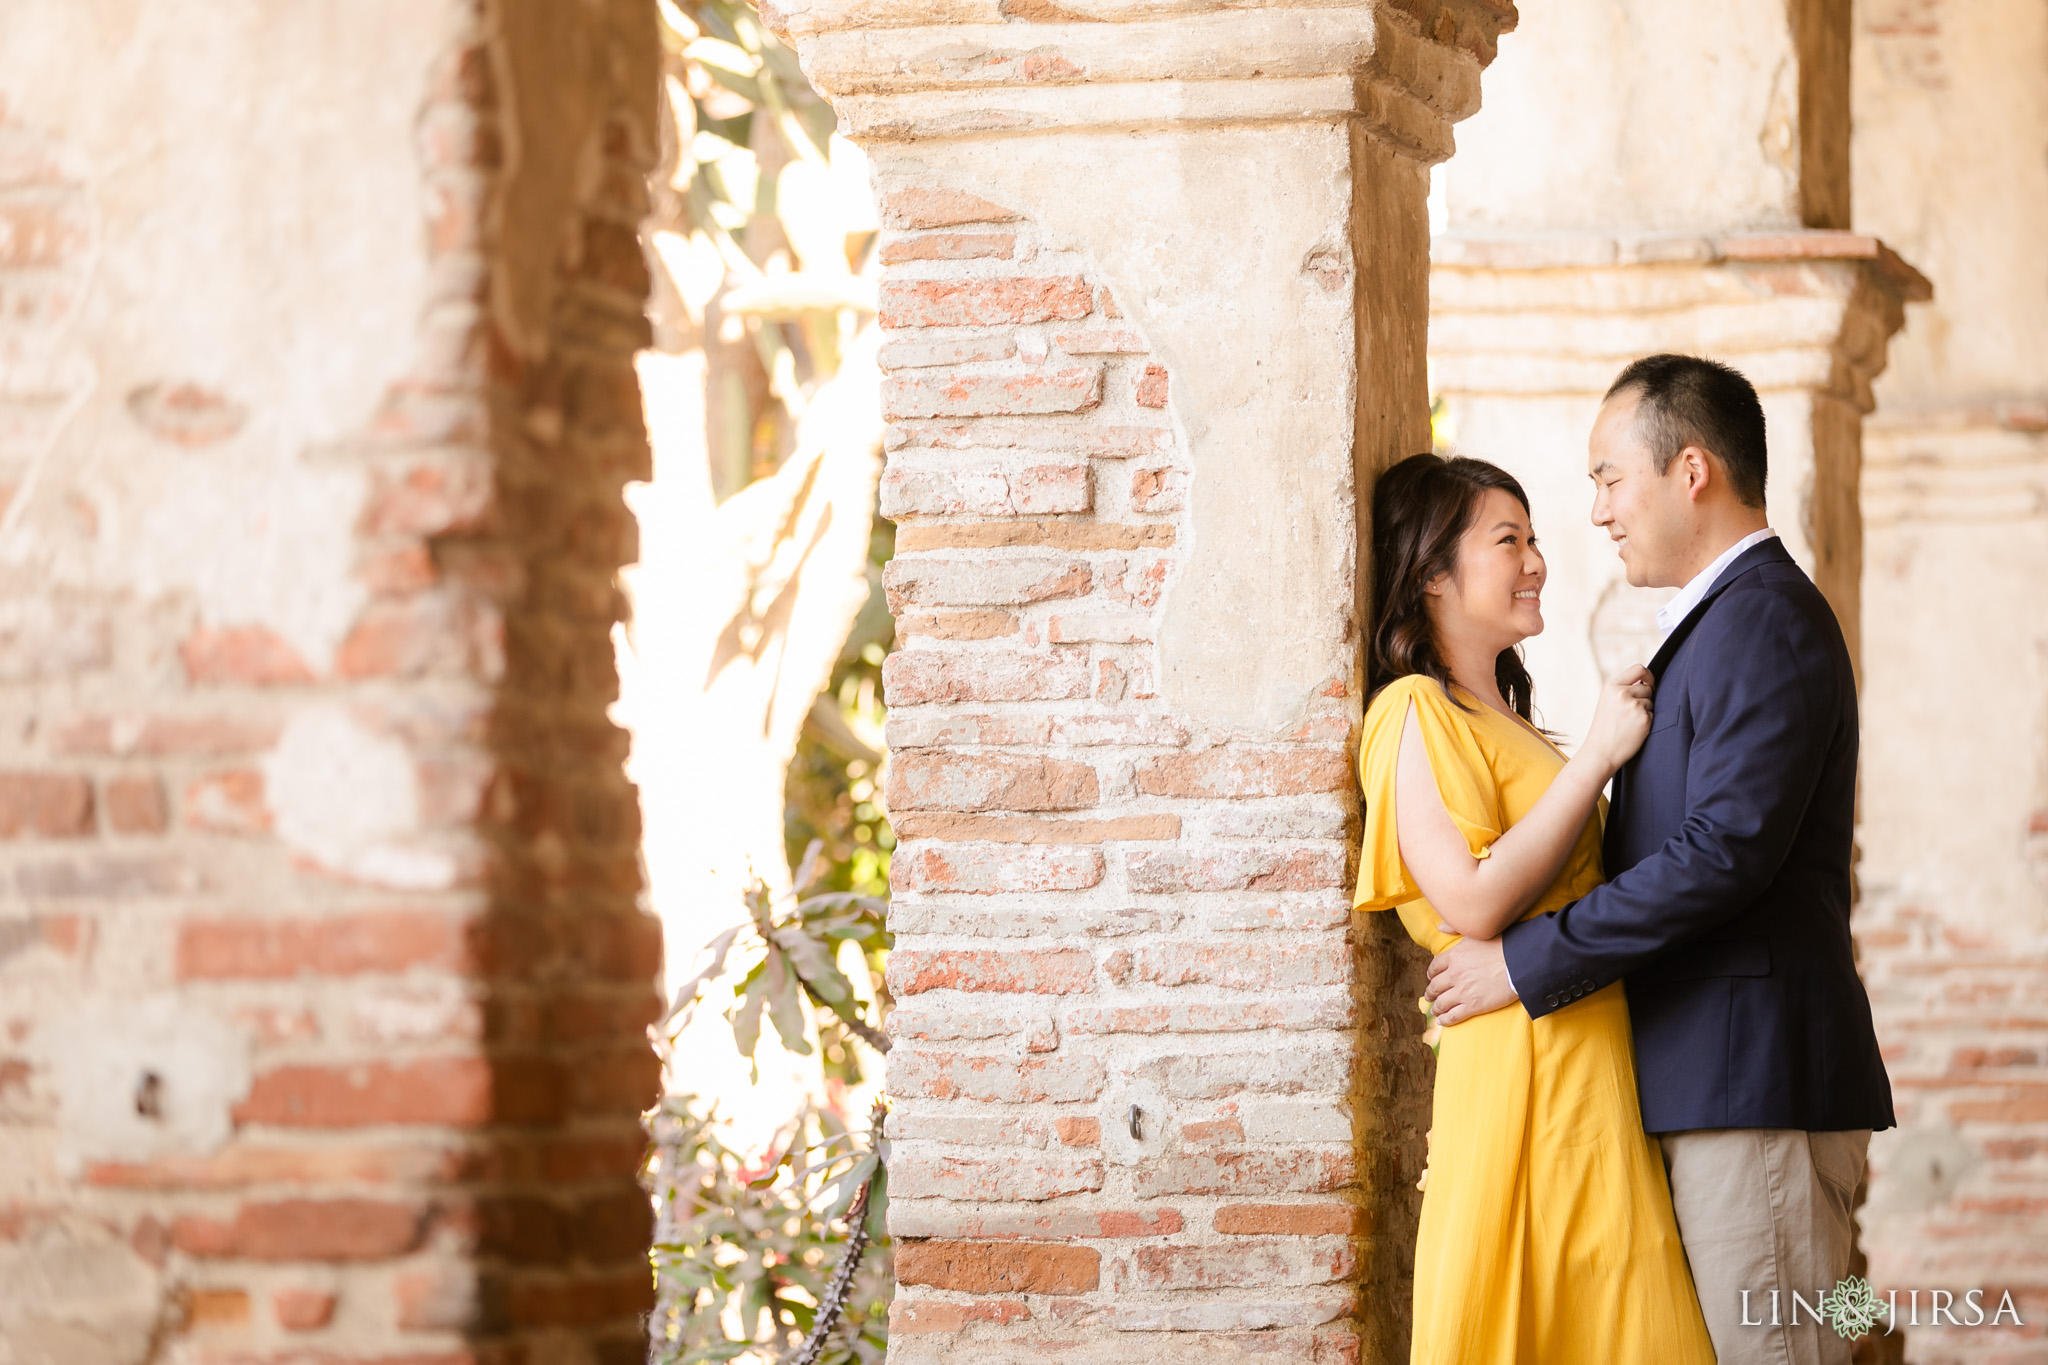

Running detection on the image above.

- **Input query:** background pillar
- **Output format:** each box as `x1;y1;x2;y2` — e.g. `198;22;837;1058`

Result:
1428;0;1922;737
1850;0;2048;1350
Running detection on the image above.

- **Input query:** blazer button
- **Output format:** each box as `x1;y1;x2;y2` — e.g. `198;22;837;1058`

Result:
1545;993;1559;1008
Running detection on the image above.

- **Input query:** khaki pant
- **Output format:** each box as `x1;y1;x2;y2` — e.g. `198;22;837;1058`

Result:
1660;1128;1871;1365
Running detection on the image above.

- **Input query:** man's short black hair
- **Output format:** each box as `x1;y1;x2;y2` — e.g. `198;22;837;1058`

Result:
1604;354;1768;508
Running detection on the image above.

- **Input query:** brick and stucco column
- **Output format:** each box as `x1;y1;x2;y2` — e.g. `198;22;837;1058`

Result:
770;4;1516;1361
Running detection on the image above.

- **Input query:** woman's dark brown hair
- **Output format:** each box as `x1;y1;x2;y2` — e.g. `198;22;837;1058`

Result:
1368;452;1539;719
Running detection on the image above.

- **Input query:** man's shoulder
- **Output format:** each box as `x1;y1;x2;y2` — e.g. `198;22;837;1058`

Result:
1697;557;1838;642
1680;563;1849;704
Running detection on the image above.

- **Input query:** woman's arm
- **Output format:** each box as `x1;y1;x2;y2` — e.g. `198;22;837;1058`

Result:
1394;669;1652;940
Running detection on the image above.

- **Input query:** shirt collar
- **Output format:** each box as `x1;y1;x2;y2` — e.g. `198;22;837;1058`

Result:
1654;528;1779;638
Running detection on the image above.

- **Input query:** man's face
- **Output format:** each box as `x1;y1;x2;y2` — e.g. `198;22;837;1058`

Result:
1588;391;1696;589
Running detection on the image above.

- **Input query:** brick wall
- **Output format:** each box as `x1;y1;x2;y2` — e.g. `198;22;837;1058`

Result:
873;186;1429;1365
1849;2;2048;1356
0;2;660;1360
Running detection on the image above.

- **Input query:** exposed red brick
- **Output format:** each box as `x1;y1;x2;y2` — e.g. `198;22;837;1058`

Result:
889;948;1096;996
1055;1116;1101;1146
0;199;89;268
396;1265;475;1331
104;775;167;834
880;232;1017;262
895;611;1020;641
1134;363;1170;407
235;1057;494;1128
177;911;470;980
83;1143;465;1190
879;277;1093;329
888;1050;1105;1105
1103;940;1352;991
888;752;1098;813
362;544;438;593
1126;845;1347;893
272;1288;338;1331
1215;1203;1364;1235
895;521;1174;552
1132;1147;1354;1196
1180;1118;1245;1143
883;367;1102;419
179;627;316;685
890;844;1106;895
172;1199;427;1261
187;1287;253;1325
889;813;1178;843
1130;464;1187;513
361;459;493;537
36;914;91;957
879;188;1022;229
1950;1094;2048;1124
125;383;247;447
54;712;282;756
883;647;1092;705
1124;1238;1353;1290
1134;748;1350;798
883;556;1093;612
1054;326;1146;354
887;1205;1183;1240
0;772;93;838
335;594;492;679
891;1298;1032;1333
897;1240;1100;1294
183;768;270;833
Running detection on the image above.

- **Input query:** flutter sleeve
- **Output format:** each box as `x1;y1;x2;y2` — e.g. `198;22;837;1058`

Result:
1353;675;1505;912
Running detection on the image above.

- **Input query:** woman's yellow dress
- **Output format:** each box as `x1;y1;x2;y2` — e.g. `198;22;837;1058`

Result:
1355;675;1714;1365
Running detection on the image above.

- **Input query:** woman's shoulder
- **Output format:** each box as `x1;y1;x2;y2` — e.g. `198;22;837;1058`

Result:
1365;672;1456;723
1362;674;1483;755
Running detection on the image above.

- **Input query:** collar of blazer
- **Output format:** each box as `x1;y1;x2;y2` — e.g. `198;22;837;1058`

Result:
1644;537;1797;681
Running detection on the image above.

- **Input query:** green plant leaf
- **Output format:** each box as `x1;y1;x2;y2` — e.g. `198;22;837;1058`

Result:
761;951;813;1056
731;974;767;1058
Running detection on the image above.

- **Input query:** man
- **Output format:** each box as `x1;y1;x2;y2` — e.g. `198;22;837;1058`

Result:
1424;354;1895;1365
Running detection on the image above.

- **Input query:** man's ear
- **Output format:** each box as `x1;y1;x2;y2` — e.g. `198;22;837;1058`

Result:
1681;445;1713;503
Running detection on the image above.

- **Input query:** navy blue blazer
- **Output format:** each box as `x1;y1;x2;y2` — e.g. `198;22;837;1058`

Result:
1500;539;1895;1134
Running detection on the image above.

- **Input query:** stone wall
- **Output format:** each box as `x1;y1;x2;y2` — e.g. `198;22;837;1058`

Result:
0;2;661;1361
1852;0;2048;1354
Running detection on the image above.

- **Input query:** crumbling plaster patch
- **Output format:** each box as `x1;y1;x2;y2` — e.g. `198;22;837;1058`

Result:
0;0;465;670
887;126;1363;738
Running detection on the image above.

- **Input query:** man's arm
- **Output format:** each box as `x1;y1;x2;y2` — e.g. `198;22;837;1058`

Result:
1495;592;1837;1020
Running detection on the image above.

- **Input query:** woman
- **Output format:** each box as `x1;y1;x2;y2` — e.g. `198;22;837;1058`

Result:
1354;453;1713;1364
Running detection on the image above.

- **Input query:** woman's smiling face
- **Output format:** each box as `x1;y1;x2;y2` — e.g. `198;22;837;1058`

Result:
1430;486;1547;651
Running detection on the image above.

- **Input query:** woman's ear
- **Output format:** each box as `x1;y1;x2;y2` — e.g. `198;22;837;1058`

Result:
1423;571;1449;598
